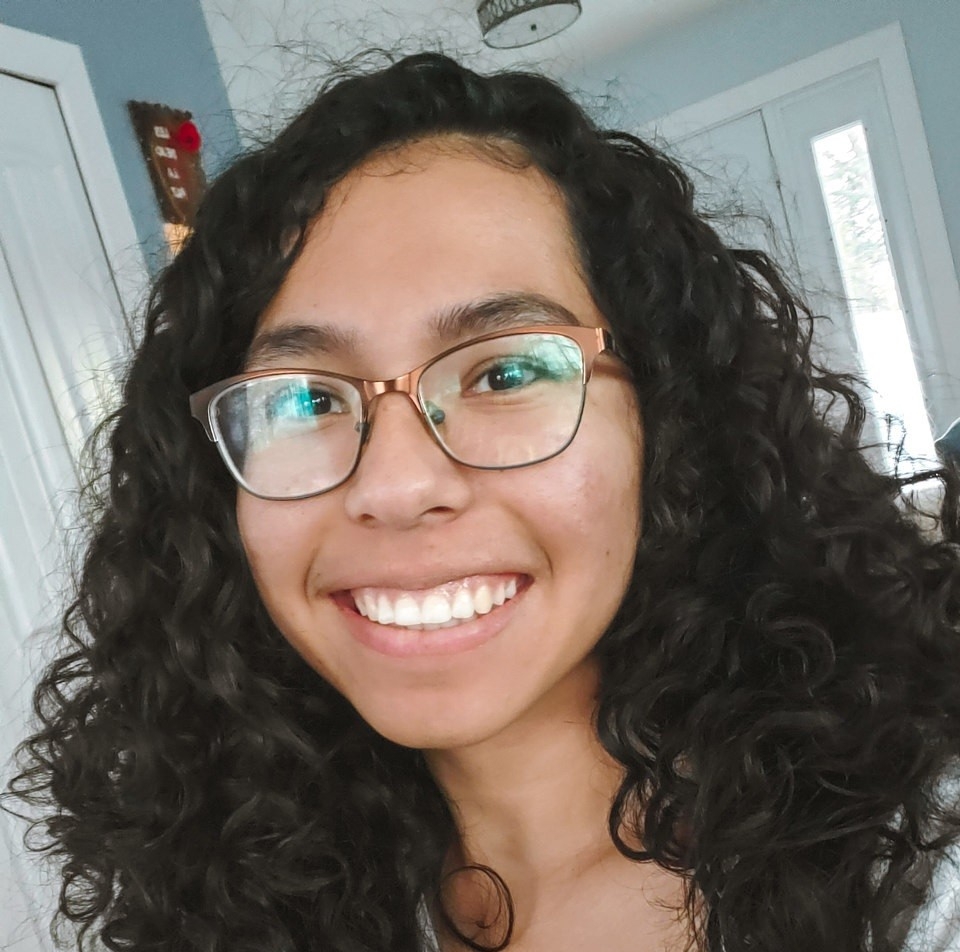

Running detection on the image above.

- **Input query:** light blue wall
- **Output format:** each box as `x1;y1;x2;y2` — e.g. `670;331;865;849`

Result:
0;0;241;265
574;0;960;272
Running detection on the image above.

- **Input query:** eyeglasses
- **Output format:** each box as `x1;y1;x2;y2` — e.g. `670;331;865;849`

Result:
190;324;618;500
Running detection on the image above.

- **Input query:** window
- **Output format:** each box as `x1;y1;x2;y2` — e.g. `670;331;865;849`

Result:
812;122;935;465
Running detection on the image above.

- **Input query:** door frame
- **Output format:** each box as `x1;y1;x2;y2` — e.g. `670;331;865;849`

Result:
647;21;960;432
0;23;145;325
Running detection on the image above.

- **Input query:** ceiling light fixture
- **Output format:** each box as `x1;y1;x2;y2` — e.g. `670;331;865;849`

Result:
477;0;582;49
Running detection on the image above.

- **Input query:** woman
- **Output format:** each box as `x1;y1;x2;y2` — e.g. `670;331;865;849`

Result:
9;52;960;952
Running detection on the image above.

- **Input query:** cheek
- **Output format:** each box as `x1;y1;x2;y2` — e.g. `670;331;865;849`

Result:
575;397;643;521
519;407;642;577
588;413;643;574
236;498;346;683
236;497;317;607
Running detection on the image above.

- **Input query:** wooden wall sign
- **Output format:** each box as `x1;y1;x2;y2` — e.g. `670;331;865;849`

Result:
128;101;206;240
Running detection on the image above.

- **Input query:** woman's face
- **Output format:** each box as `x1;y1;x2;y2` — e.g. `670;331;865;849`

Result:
236;140;643;750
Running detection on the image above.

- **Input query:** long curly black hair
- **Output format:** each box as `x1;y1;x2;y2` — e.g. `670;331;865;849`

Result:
8;52;960;952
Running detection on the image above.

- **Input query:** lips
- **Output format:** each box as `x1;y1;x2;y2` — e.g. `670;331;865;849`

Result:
345;574;524;630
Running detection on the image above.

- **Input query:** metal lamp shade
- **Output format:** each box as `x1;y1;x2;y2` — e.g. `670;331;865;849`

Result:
477;0;582;48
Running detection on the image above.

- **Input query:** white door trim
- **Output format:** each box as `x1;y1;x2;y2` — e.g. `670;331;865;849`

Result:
652;23;921;141
0;23;146;328
646;23;960;412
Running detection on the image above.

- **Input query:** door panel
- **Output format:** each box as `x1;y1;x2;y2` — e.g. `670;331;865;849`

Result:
673;107;864;408
0;69;131;952
0;72;127;457
673;110;797;261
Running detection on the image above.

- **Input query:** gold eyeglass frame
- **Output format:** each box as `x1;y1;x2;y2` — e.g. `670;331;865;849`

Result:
189;324;617;500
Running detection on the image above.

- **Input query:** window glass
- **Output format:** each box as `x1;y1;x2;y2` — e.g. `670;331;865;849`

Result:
812;122;936;469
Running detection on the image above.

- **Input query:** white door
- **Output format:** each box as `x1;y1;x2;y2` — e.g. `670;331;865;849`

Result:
653;24;960;473
0;27;142;951
667;107;862;380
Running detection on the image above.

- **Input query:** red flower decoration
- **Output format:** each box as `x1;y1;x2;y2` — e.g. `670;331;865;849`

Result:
174;120;202;153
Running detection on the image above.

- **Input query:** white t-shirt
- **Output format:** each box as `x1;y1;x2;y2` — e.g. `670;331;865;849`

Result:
906;841;960;951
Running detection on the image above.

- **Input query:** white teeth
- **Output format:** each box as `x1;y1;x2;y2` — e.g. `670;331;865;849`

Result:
377;594;394;625
356;594;373;618
421;594;453;625
451;588;475;620
350;577;523;629
393;595;421;627
474;585;493;615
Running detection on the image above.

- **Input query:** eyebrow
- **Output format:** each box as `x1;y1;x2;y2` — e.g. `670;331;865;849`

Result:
245;322;358;367
244;291;584;368
432;292;582;342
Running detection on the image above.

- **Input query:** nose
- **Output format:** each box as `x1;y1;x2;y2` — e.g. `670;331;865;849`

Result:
342;392;472;528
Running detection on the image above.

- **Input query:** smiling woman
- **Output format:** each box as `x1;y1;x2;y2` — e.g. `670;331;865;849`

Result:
6;53;960;952
232;144;640;760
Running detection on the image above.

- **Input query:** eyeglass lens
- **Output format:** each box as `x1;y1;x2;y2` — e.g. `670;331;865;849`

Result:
211;332;587;499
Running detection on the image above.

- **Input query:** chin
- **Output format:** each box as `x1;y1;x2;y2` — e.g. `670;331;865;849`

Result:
358;697;517;752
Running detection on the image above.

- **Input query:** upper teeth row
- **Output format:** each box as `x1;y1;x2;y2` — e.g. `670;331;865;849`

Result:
353;578;519;628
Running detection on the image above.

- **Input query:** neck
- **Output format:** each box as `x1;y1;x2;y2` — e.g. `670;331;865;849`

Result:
425;660;623;883
423;661;688;951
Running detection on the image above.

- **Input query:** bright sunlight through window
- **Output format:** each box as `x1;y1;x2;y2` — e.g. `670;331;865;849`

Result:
812;122;936;472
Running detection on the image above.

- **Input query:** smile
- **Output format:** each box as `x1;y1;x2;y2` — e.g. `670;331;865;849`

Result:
349;575;522;630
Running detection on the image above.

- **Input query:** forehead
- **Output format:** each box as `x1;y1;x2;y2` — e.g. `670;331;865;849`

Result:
250;138;600;373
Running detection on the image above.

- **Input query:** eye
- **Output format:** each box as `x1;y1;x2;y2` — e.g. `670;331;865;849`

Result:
264;380;349;425
421;334;585;413
469;357;546;394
